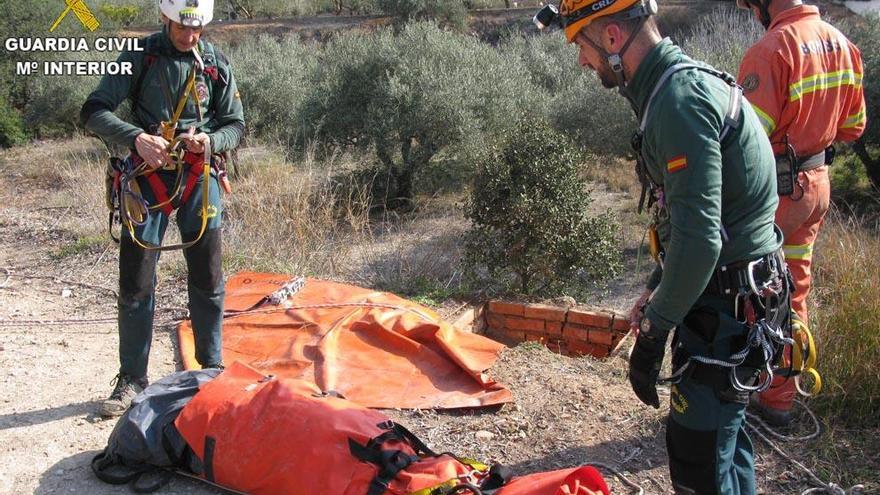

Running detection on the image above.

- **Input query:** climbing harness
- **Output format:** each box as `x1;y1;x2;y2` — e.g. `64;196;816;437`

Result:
105;47;224;252
660;251;796;394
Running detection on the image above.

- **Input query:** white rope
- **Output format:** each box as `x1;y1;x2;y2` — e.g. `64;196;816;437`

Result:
746;400;865;495
224;302;437;323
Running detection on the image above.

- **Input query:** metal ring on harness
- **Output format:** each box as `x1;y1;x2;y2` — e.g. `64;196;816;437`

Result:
117;148;213;252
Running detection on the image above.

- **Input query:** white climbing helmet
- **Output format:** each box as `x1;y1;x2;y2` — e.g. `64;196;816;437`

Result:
159;0;214;28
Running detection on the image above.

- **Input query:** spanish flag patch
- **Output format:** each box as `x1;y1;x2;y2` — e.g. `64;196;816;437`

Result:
666;154;687;173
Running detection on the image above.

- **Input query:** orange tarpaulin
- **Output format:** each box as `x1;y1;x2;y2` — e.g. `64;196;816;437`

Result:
177;272;512;409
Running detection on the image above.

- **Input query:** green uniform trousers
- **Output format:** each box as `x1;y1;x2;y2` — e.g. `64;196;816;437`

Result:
117;164;224;379
666;296;757;495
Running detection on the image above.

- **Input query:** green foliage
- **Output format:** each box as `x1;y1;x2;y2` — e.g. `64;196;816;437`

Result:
501;34;634;157
0;94;28;148
376;0;467;31
228;35;317;146
842;14;879;149
836;14;880;191
464;118;621;296
24;51;112;137
301;22;541;207
98;4;141;27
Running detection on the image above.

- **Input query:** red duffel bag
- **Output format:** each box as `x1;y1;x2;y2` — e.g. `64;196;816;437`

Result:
175;362;610;495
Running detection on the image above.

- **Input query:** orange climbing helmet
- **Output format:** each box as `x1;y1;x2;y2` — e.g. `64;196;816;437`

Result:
534;0;657;42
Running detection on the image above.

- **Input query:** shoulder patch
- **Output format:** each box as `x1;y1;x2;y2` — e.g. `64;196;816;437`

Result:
741;73;760;94
666;154;687;173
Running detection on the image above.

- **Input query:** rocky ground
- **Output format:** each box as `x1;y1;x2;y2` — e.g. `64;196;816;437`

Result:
1;140;876;495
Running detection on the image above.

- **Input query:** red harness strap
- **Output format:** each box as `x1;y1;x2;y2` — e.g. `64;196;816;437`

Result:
131;152;205;217
179;152;205;205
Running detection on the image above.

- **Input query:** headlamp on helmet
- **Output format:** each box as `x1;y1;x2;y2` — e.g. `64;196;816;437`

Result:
160;0;214;28
534;0;657;41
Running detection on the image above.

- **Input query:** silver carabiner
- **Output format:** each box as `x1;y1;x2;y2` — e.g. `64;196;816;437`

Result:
746;259;765;296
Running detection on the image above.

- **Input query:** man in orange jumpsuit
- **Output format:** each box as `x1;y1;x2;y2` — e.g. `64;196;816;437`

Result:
736;0;866;425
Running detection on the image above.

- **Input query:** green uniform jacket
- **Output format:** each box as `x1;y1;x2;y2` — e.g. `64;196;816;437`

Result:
633;39;782;333
80;27;244;153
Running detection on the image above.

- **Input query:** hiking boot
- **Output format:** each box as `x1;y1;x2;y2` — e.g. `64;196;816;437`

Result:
202;362;225;370
99;373;147;418
748;394;792;427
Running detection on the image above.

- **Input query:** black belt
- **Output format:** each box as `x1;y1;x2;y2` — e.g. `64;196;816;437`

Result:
703;251;783;297
776;145;836;173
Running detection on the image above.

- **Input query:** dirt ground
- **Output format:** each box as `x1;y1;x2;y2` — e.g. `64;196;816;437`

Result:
2;140;878;495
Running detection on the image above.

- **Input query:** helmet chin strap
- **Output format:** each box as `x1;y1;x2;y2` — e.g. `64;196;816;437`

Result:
579;14;649;109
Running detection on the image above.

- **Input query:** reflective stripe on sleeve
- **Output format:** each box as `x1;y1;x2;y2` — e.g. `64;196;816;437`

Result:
789;70;862;102
841;108;866;129
750;103;777;135
783;243;813;261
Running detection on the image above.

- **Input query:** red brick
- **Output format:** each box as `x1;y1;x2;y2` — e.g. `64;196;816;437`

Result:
546;339;567;354
485;312;506;331
545;321;563;336
523;331;545;343
499;328;526;343
488;301;524;316
567;309;612;329
588;329;615;346
562;323;590;339
523;304;567;322
610;313;632;332
567;339;610;358
505;317;545;332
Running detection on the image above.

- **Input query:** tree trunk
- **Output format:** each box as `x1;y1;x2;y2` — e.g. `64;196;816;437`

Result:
852;139;880;191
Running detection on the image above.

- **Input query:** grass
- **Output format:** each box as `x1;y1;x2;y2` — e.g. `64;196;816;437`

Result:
811;209;880;427
52;234;106;259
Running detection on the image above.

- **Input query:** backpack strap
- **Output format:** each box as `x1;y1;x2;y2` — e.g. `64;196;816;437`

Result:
632;63;743;213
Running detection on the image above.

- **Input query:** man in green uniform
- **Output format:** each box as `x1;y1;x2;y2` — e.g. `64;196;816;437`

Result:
534;0;790;492
80;0;244;417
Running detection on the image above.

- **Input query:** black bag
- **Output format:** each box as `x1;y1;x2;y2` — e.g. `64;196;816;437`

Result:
91;369;221;491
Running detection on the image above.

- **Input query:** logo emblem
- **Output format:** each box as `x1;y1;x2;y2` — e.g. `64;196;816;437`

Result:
742;73;760;94
670;385;689;414
195;80;210;104
49;0;100;32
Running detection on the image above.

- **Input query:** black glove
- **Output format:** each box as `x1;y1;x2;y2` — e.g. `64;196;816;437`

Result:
628;319;668;409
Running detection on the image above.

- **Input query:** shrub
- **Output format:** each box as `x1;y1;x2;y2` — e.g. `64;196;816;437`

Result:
0;94;28;148
812;212;880;426
839;14;880;190
24;51;112;137
376;0;467;31
229;35;317;147
98;4;141;27
500;33;634;157
301;22;541;207
464;117;621;296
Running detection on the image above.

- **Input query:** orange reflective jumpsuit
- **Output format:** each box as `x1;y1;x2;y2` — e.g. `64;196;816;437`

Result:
737;4;866;413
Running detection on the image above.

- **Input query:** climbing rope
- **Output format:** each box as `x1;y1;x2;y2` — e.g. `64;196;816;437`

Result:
224;302;437;324
746;400;865;495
